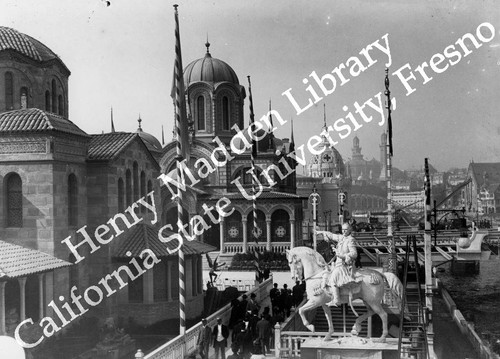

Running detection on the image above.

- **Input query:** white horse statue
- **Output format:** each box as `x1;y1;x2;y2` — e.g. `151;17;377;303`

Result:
286;246;408;342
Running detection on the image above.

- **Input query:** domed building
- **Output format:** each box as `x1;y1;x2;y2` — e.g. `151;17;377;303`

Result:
307;120;346;180
297;111;351;235
161;43;303;255
135;116;163;156
183;42;246;145
0;26;212;344
0;26;69;116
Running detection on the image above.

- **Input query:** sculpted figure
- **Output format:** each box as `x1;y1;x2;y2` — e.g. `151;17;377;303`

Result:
286;246;409;342
319;223;358;306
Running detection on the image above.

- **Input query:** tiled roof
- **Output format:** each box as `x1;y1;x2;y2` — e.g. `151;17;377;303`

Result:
0;108;89;137
87;132;137;160
0;26;59;62
202;191;304;201
0;241;72;279
113;224;216;258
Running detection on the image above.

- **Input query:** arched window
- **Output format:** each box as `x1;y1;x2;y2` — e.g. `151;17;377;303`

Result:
6;173;22;227
51;79;57;113
140;171;146;199
197;96;205;130
133;162;139;200
5;72;13;110
58;95;64;116
68;174;78;227
20;87;28;109
147;180;153;207
126;169;132;206
118;178;124;213
45;91;51;111
140;171;146;213
222;96;230;130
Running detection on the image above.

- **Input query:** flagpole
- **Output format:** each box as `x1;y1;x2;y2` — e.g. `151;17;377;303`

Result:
385;68;396;273
247;76;259;252
173;4;186;336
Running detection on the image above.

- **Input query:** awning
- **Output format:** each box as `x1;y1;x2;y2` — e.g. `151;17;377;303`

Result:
113;223;216;258
0;240;72;279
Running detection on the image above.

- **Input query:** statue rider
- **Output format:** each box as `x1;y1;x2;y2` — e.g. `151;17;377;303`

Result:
320;222;358;306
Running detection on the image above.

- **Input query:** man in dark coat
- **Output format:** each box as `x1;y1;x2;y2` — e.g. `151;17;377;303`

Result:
248;310;260;340
256;314;271;355
281;284;292;316
269;284;280;312
213;317;229;359
197;318;212;359
292;280;304;307
234;327;253;359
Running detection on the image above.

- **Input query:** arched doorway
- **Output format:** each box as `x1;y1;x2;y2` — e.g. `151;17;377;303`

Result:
246;210;266;243
225;211;243;243
271;209;290;242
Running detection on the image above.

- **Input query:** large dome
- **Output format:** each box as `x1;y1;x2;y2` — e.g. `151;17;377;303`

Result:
0;26;64;64
184;44;239;86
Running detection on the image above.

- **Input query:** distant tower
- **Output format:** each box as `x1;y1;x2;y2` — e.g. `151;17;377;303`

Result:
352;136;363;161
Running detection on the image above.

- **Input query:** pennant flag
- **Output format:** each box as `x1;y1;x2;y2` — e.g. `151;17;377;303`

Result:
385;69;393;157
172;5;190;162
247;76;257;159
247;76;259;245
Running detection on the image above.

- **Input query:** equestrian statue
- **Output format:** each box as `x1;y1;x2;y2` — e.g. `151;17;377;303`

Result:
286;223;409;342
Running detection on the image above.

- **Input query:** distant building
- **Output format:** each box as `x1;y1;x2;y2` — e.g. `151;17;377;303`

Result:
392;191;424;213
463;162;500;214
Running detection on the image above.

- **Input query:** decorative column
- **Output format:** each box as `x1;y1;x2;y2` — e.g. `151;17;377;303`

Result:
290;220;296;249
219;218;225;253
0;281;6;335
266;219;272;251
242;219;248;253
166;262;172;301
18;277;27;321
38;273;45;320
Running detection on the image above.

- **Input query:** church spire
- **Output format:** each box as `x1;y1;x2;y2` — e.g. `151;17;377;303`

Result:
110;107;115;133
323;103;327;129
205;34;211;55
137;114;142;132
268;99;275;150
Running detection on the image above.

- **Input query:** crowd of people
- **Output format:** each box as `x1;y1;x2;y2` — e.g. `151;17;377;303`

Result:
196;281;305;359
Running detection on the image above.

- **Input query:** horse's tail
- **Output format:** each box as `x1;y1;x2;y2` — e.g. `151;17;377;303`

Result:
383;272;411;321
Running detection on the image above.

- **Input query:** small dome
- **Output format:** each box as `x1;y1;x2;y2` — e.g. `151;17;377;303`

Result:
0;26;63;63
184;46;239;85
135;118;161;152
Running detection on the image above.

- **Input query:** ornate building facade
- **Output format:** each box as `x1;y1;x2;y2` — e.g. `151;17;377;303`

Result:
0;26;212;341
160;43;303;255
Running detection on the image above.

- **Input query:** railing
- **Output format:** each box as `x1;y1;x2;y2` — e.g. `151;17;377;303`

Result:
223;242;290;254
136;277;273;359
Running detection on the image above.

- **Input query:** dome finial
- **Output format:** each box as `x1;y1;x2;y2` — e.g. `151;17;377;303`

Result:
137;114;143;132
205;33;210;54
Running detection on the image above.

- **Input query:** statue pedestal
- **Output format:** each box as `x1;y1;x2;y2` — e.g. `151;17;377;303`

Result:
300;337;399;359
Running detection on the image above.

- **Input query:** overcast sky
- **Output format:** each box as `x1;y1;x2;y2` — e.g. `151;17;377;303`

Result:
1;0;499;172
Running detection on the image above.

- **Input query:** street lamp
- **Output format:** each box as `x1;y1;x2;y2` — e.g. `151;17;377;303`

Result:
338;191;346;225
309;185;321;251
